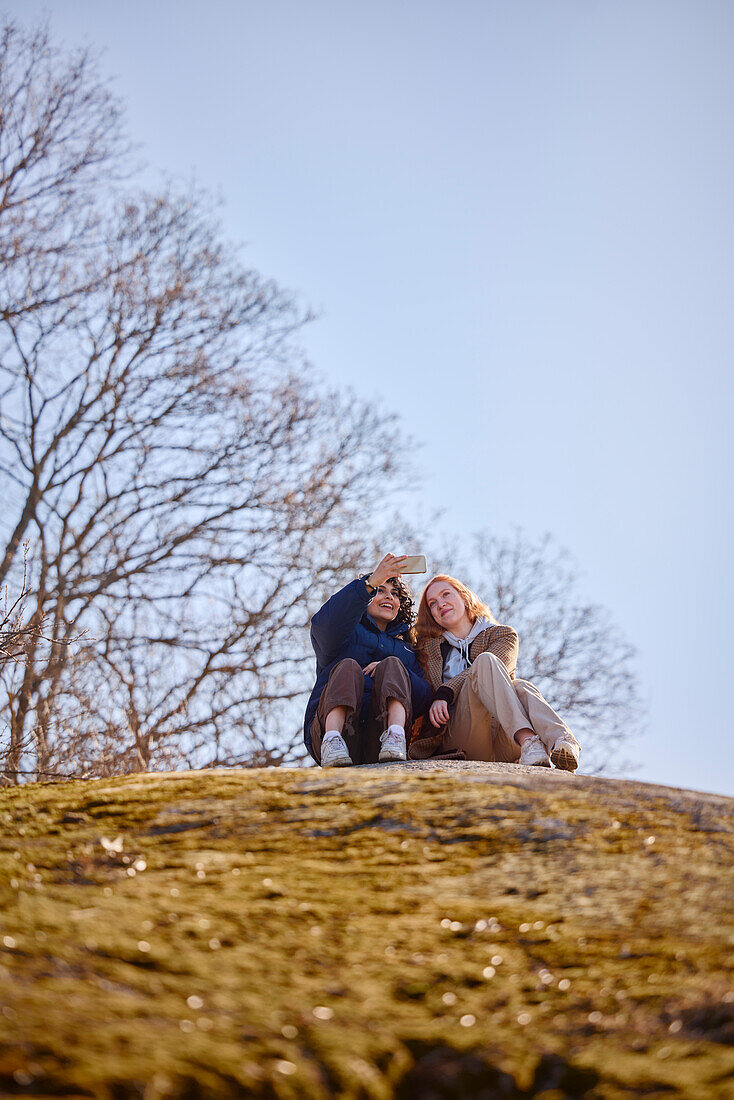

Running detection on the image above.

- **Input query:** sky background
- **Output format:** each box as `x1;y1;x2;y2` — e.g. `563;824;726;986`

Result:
6;0;732;795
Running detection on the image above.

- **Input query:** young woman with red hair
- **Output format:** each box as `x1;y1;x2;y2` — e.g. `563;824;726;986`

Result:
409;574;580;769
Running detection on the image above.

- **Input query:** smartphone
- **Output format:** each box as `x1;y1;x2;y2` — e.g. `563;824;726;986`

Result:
398;555;427;574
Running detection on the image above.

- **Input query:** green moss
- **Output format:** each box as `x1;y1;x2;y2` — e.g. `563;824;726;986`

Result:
0;765;732;1097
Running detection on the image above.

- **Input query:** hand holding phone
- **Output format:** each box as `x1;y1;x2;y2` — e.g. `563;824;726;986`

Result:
367;554;427;588
367;554;408;589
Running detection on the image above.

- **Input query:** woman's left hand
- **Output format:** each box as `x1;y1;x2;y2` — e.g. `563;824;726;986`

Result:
429;699;450;727
366;554;408;589
363;662;379;677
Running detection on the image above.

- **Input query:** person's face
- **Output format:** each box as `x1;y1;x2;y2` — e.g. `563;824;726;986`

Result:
367;581;401;627
425;581;469;631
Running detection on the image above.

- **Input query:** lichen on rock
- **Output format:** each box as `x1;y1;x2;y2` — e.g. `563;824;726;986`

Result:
0;762;732;1097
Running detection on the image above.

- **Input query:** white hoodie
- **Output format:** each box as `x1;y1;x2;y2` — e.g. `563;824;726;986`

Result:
442;616;493;682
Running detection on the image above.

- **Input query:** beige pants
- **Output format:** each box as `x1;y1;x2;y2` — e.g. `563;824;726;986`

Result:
443;651;579;762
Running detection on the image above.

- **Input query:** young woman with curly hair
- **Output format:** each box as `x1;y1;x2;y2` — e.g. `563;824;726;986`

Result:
304;554;432;768
409;574;580;770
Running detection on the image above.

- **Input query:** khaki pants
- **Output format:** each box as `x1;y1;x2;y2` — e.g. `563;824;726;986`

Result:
443;651;578;762
310;656;413;766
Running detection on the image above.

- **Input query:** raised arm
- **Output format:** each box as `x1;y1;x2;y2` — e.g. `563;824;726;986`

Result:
310;578;375;665
310;554;409;665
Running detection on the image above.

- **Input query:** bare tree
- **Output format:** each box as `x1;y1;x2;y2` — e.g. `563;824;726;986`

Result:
0;21;640;781
438;529;644;773
0;542;77;784
0;21;129;333
0;21;404;781
0;549;32;669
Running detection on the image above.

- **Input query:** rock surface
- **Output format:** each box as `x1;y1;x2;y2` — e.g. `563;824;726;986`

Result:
1;762;733;1098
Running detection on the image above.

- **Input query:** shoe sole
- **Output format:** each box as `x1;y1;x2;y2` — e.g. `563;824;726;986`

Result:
550;746;578;772
525;757;551;768
322;756;352;768
378;750;407;763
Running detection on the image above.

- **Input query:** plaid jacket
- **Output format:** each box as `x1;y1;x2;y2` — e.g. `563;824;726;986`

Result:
408;624;519;759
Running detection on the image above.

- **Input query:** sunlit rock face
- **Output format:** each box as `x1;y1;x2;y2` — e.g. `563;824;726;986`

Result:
1;763;733;1097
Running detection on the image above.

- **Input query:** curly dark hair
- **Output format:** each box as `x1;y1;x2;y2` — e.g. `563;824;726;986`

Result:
383;575;416;631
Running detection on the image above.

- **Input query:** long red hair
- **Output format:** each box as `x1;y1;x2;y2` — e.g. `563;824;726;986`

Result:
413;574;497;652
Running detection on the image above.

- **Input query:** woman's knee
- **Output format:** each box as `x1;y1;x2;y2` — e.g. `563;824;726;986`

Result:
372;656;411;708
378;654;408;673
327;658;365;694
331;657;363;679
475;651;502;665
373;655;410;687
470;650;503;680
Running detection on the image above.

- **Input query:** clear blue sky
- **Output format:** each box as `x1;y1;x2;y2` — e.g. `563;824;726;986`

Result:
8;1;733;795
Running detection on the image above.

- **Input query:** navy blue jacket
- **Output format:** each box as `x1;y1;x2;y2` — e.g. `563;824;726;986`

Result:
303;578;432;760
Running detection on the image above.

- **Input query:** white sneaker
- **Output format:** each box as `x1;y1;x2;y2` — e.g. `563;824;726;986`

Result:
550;735;580;772
518;734;551;767
320;733;352;768
378;726;406;762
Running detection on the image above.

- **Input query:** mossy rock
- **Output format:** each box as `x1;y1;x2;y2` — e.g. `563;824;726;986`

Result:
0;762;732;1098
